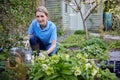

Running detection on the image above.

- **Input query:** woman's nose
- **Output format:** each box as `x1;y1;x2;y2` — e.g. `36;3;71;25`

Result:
38;17;42;21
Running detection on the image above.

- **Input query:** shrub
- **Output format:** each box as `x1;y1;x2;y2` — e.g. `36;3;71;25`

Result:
74;30;86;35
81;38;107;51
81;44;108;60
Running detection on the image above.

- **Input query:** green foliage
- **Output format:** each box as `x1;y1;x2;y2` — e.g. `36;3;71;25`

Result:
99;69;117;80
0;1;30;76
103;0;113;12
61;34;84;48
61;34;86;47
106;40;120;49
81;44;108;60
105;31;119;36
0;0;37;34
81;38;107;51
103;0;120;12
0;25;25;49
0;0;35;49
112;16;120;34
99;60;114;70
74;30;86;35
29;53;117;80
0;48;9;80
57;27;65;36
80;38;109;60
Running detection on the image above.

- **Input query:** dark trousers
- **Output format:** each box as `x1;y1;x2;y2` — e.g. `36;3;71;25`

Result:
29;35;57;56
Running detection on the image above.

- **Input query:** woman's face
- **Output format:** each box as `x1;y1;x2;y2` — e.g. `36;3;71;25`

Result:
36;11;48;27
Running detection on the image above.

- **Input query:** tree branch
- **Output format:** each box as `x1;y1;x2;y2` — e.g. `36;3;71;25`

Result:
84;0;99;21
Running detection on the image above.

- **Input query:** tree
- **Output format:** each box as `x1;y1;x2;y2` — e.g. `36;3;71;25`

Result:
64;0;102;39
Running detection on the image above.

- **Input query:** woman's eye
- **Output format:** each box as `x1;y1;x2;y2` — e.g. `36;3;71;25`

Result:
36;15;44;18
41;15;44;17
36;16;40;18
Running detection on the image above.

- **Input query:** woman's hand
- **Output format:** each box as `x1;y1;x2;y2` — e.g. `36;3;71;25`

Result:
25;40;30;50
24;36;30;50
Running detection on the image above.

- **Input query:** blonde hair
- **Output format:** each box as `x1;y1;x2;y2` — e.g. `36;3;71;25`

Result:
35;6;49;16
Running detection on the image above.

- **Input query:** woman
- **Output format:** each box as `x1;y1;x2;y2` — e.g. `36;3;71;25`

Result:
26;6;57;56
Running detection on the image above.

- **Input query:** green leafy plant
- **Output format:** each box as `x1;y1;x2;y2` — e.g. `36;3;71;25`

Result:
106;40;120;49
0;47;9;80
0;0;37;35
81;44;108;60
74;30;86;35
28;52;117;80
81;38;107;51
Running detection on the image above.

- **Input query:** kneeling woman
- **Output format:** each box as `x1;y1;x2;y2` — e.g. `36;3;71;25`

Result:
26;6;57;56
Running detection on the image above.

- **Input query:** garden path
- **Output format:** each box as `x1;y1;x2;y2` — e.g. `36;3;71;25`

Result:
90;33;120;40
58;30;120;42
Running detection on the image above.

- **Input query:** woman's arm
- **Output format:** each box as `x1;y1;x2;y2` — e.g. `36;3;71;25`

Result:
46;40;56;54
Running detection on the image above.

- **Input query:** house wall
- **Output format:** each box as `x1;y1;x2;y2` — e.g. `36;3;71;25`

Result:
61;0;84;30
67;3;103;31
61;1;71;30
45;0;103;31
45;0;62;27
85;3;103;30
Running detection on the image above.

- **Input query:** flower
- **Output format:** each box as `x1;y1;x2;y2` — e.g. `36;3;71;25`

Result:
42;64;48;71
85;63;92;70
65;54;70;61
76;54;81;59
39;53;46;60
92;68;98;76
50;55;60;63
45;67;54;76
73;66;81;76
74;69;81;76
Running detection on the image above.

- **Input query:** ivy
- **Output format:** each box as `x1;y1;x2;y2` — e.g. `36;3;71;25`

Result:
0;0;37;34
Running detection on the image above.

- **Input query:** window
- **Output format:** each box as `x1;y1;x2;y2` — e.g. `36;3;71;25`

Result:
65;4;68;13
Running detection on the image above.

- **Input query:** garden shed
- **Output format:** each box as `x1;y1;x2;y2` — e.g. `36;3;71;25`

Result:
44;0;103;31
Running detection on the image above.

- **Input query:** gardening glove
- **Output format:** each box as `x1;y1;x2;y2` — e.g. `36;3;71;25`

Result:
41;51;48;56
25;40;30;50
39;53;45;59
39;51;48;57
24;36;30;50
42;51;48;56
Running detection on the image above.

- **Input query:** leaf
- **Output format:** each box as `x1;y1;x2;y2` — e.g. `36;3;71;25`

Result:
56;77;64;80
62;75;78;80
61;69;73;75
62;63;73;68
44;74;59;80
34;71;45;80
